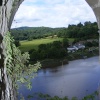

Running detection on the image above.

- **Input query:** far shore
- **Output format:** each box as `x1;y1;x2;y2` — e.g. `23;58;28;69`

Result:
40;51;99;68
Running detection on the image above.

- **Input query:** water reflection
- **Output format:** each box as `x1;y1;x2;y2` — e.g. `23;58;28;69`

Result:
18;56;100;100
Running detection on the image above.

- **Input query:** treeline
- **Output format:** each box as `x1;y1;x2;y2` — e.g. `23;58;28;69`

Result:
11;21;98;41
67;21;98;39
29;38;69;61
11;27;66;40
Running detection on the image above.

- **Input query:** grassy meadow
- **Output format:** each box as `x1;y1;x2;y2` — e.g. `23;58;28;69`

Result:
19;38;74;52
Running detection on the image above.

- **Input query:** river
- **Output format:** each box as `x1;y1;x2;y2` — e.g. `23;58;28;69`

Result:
18;56;100;99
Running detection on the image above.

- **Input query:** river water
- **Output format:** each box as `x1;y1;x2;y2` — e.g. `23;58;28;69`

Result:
18;56;100;99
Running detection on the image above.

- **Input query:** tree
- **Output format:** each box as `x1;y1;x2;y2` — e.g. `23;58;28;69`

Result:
84;41;93;47
14;40;20;47
62;38;69;48
77;22;83;27
92;41;99;47
38;44;47;52
84;21;91;26
52;41;62;48
29;49;39;61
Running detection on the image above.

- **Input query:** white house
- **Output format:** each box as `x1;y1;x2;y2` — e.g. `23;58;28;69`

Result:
74;44;85;49
67;43;85;53
67;46;78;52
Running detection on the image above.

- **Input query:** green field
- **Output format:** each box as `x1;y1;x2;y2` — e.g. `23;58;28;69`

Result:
19;38;74;52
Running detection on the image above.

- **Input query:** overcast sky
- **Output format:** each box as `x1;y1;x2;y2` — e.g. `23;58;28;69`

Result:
11;0;97;28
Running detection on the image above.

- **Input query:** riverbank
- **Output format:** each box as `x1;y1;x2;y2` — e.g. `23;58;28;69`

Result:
41;59;68;68
68;48;99;60
40;48;99;68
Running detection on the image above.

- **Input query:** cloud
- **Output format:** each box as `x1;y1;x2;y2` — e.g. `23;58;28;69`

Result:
11;0;97;28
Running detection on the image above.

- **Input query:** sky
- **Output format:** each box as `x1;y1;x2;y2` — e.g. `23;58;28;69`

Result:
11;0;97;28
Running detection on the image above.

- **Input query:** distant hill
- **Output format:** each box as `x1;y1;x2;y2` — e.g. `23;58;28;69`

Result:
12;26;31;30
11;27;67;40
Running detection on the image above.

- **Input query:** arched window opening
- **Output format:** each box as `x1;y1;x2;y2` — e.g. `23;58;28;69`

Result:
0;0;100;100
10;0;99;100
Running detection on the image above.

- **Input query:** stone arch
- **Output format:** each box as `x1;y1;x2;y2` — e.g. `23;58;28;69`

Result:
0;0;99;100
86;0;100;29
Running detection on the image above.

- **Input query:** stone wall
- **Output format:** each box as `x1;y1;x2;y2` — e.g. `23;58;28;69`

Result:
86;0;100;73
0;0;24;100
86;0;100;29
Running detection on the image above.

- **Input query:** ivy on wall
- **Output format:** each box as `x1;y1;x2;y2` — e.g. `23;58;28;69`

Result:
3;32;41;89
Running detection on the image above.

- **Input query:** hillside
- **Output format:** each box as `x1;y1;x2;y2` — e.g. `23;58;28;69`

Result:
11;27;67;40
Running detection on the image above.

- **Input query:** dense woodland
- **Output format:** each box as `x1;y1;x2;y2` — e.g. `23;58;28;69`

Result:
11;21;98;41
